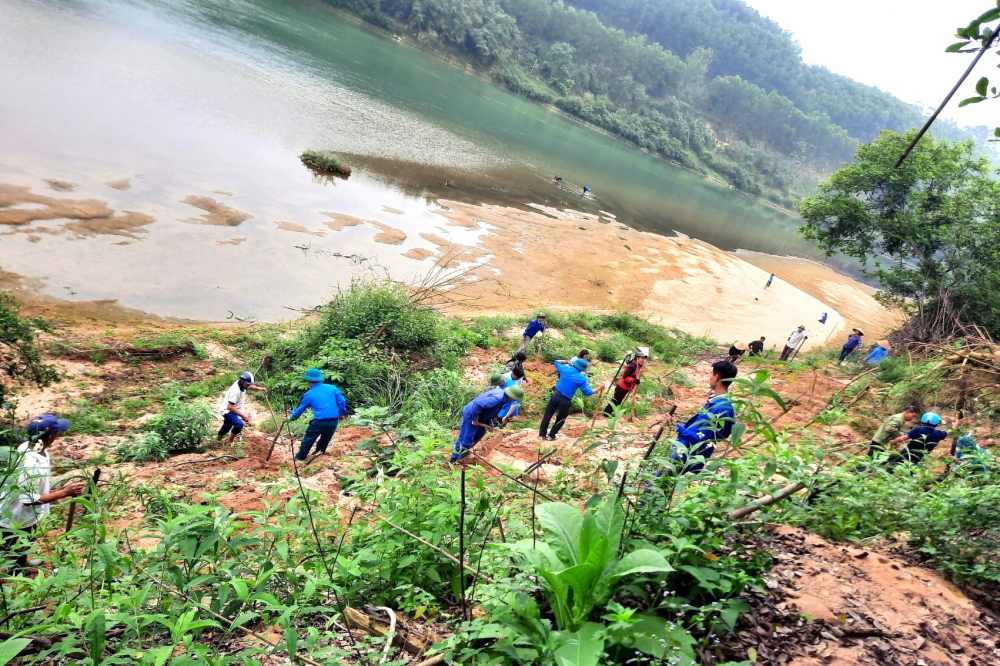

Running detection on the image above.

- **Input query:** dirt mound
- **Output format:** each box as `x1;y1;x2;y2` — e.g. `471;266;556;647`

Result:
722;526;1000;666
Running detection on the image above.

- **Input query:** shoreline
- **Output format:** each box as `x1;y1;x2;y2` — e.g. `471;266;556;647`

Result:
1;195;900;349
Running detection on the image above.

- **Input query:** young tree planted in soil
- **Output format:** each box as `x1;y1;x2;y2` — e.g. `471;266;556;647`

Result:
798;129;1000;338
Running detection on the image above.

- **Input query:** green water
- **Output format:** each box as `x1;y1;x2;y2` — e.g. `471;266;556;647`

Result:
0;0;825;319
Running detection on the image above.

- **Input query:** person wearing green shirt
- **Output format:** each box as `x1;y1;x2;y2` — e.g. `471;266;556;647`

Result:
868;405;918;458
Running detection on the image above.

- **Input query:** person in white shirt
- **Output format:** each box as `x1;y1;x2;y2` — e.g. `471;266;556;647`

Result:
780;326;807;361
1;414;83;570
217;371;268;444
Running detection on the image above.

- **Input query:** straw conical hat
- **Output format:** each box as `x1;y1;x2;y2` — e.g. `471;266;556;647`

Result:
735;342;748;351
877;340;890;349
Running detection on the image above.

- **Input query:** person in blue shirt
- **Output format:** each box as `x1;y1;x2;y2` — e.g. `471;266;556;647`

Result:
288;368;348;461
819;312;828;324
538;357;604;441
667;360;738;474
865;340;890;365
450;384;525;462
951;435;989;473
884;412;948;467
495;368;525;426
838;328;864;363
517;313;547;356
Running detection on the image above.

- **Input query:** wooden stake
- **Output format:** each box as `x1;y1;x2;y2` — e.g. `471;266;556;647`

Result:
65;468;100;534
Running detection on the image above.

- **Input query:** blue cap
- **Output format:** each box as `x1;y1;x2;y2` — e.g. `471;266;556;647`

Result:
573;357;589;371
921;412;941;426
27;414;70;436
239;371;255;385
303;368;324;382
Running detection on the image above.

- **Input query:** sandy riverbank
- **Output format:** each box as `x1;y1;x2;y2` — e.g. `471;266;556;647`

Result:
0;179;899;346
427;200;901;351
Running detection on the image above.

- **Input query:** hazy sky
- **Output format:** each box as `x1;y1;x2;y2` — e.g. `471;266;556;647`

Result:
741;0;997;129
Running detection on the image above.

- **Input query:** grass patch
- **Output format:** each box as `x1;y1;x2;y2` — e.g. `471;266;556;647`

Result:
300;149;352;177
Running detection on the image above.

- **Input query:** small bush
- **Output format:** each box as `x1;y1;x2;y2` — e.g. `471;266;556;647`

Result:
594;332;638;362
145;393;213;452
300;149;351;176
407;368;480;424
115;432;169;463
66;399;116;436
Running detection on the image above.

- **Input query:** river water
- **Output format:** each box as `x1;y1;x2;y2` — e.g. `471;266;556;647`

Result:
0;0;825;320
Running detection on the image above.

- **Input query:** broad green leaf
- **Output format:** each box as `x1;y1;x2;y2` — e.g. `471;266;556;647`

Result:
0;638;31;666
536;503;584;566
592;498;625;558
959;96;985;107
86;611;106;665
946;41;971;52
612;548;674;578
976;76;989;96
553;622;605;666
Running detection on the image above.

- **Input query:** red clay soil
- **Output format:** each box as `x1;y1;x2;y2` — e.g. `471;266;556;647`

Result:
717;526;1000;666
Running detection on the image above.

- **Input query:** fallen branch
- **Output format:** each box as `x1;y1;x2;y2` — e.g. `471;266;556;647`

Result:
170;455;238;467
470;452;557;502
728;482;806;520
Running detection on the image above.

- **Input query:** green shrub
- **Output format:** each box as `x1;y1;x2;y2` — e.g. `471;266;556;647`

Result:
145;393;213;452
309;281;441;353
406;368;480;424
594;332;637;362
300;149;351;176
115;432;169;463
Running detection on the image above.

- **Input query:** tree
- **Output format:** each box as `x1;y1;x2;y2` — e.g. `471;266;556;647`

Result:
0;294;59;406
799;130;1000;338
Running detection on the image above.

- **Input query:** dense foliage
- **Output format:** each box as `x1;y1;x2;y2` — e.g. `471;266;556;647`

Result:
0;293;58;407
799;130;1000;337
321;0;984;206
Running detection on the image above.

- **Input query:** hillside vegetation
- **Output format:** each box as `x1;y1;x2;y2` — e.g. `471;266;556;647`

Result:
323;0;985;206
2;284;1000;664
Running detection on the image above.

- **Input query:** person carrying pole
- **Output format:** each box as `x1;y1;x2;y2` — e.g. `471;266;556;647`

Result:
450;383;525;462
1;414;84;570
217;371;268;444
288;368;347;461
780;326;806;361
868;405;919;458
663;361;738;475
518;313;547;356
838;328;864;364
603;348;647;417
539;357;604;441
727;342;748;364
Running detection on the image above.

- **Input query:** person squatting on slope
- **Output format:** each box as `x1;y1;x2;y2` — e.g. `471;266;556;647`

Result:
838;328;864;364
603;349;647;417
518;313;547;355
539;357;604;441
1;414;84;570
951;435;989;473
780;326;807;361
883;412;948;468
495;370;524;426
289;368;347;461
450;383;525;462
217;371;268;444
664;360;738;475
748;337;765;357
727;342;748;364
867;405;919;458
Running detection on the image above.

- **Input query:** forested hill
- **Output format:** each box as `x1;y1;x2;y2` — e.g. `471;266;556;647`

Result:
568;0;979;144
326;0;985;206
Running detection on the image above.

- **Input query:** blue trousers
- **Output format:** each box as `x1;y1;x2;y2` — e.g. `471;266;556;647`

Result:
218;412;244;437
296;418;339;460
453;418;487;454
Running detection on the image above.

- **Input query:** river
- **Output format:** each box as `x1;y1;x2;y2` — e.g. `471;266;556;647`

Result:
0;0;829;320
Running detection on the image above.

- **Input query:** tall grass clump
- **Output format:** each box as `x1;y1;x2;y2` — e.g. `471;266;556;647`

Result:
300;149;352;177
